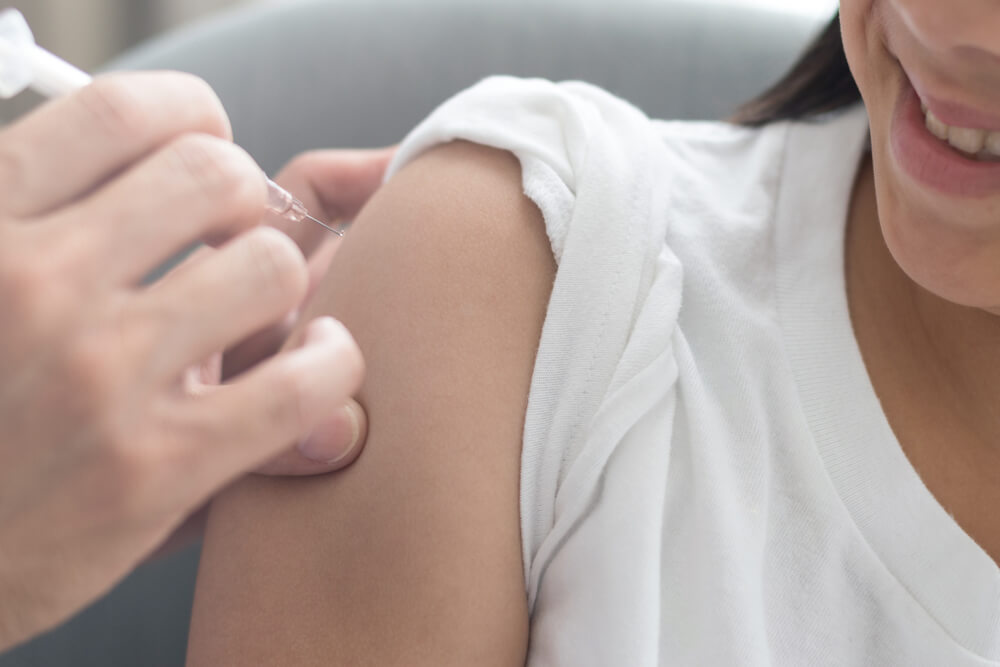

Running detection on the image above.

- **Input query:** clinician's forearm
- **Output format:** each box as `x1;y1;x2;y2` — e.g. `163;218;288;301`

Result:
185;141;553;666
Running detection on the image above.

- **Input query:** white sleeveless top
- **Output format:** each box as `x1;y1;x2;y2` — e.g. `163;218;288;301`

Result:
386;76;1000;666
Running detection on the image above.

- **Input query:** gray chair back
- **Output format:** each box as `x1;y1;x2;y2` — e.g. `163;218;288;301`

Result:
111;0;827;174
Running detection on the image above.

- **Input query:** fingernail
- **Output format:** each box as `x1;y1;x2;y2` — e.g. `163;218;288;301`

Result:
298;402;362;464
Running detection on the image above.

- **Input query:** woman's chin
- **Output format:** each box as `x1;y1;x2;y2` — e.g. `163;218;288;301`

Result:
879;205;1000;311
867;144;1000;310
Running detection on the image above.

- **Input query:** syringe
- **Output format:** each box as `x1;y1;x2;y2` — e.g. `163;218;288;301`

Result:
0;8;342;236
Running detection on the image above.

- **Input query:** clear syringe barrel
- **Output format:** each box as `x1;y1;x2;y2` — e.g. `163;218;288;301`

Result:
265;178;307;220
265;178;343;235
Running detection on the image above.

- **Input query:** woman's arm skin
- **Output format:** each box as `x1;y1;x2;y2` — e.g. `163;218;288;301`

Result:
186;141;555;666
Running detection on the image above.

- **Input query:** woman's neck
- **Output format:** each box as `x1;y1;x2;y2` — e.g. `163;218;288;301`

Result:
846;153;1000;562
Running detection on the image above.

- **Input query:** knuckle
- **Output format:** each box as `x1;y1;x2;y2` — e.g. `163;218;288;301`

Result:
169;72;232;140
166;134;232;188
243;227;308;303
0;236;55;323
62;330;118;401
168;135;263;220
104;300;156;368
78;76;150;143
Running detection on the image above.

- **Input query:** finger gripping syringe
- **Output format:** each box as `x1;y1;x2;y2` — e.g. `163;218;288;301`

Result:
0;8;342;236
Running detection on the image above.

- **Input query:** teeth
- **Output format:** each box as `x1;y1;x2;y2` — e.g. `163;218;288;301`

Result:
948;127;987;154
923;104;1000;160
925;110;950;140
987;132;1000;155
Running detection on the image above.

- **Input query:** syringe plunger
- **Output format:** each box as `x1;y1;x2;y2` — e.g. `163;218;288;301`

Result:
0;8;89;99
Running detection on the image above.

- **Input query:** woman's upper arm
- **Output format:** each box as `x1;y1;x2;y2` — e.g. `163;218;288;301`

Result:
185;141;555;666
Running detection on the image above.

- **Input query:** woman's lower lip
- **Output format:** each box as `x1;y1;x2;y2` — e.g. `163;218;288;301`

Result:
890;77;1000;198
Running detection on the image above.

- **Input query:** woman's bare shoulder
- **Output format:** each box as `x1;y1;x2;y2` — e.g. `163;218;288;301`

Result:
185;140;555;667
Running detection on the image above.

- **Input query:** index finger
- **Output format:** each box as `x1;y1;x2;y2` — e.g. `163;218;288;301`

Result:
0;71;232;218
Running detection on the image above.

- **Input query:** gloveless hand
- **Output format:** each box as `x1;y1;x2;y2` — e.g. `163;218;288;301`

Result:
0;72;364;650
142;146;398;561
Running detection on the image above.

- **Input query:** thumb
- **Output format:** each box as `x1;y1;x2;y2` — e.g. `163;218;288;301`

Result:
254;397;368;476
252;319;368;476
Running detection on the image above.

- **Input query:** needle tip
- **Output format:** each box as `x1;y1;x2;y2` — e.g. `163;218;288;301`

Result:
305;213;344;236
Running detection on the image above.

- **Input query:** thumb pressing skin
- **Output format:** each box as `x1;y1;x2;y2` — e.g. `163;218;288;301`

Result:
254;317;368;476
255;397;368;476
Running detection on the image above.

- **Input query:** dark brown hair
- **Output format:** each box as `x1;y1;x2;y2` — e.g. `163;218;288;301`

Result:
732;13;862;126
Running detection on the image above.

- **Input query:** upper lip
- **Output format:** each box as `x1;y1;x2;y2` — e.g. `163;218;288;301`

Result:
908;72;1000;132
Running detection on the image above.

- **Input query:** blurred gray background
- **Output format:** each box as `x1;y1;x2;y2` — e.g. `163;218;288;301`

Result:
13;0;836;71
1;0;836;124
13;0;837;71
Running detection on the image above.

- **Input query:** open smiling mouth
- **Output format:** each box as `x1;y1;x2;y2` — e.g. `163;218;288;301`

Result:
921;103;1000;162
891;72;1000;198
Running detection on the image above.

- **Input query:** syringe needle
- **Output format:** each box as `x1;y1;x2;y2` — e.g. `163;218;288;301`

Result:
304;213;344;236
